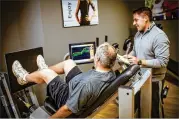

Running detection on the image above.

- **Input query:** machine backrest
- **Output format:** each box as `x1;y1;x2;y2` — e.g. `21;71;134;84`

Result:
68;64;140;118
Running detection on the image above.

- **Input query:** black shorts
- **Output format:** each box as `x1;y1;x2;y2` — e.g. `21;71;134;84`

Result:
46;66;82;108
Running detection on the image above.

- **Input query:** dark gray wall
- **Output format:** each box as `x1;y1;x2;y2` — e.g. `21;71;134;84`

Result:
1;1;44;72
1;0;45;105
155;20;179;61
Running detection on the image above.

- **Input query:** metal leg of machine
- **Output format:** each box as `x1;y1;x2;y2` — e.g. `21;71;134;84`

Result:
0;72;21;118
0;72;41;118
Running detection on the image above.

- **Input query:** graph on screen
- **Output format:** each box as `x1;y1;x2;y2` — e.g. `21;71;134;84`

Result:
72;47;90;60
69;42;95;64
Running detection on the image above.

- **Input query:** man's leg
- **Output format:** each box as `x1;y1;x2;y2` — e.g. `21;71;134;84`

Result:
12;60;58;85
34;58;77;83
12;56;70;108
12;55;76;85
152;82;159;118
25;69;58;84
159;80;164;118
151;81;163;118
49;59;77;76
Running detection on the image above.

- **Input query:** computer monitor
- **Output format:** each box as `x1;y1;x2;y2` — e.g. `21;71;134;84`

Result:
69;42;96;64
5;47;43;93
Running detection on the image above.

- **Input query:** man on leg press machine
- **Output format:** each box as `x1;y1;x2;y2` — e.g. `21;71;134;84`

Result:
12;43;117;118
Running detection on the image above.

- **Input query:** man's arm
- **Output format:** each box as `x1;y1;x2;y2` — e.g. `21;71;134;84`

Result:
129;49;136;56
50;83;89;118
50;105;72;118
126;33;170;68
66;84;91;115
129;34;137;56
142;33;170;68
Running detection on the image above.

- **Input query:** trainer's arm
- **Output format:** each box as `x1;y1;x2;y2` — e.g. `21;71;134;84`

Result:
142;33;170;68
50;105;72;118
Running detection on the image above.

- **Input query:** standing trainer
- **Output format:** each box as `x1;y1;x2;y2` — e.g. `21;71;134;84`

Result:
124;7;170;118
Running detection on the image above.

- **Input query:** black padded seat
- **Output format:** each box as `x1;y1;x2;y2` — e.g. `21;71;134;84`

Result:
44;97;58;114
44;64;140;118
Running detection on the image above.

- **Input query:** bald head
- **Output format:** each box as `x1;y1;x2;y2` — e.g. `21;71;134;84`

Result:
95;42;117;69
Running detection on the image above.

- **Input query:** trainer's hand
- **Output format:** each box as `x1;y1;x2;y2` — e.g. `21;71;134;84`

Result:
123;55;139;65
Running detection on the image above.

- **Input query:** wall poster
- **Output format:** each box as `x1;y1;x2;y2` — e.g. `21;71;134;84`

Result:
62;0;99;27
145;0;179;21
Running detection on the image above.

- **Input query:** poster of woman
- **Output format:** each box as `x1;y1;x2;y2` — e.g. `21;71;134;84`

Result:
62;0;99;27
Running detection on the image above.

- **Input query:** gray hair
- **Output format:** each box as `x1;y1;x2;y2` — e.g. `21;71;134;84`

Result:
95;42;117;68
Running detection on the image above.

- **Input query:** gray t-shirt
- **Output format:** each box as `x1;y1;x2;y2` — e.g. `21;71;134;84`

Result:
66;69;116;115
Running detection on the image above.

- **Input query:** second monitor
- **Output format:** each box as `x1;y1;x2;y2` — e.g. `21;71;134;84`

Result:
69;42;96;64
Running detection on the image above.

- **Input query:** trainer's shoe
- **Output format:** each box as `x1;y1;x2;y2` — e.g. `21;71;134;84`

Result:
12;60;28;85
37;55;48;70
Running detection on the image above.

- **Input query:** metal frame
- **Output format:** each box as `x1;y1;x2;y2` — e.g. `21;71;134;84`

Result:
0;72;21;118
0;72;40;118
0;83;12;117
118;68;152;118
27;87;39;107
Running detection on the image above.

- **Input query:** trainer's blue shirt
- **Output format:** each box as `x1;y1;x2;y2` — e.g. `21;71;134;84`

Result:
66;69;116;115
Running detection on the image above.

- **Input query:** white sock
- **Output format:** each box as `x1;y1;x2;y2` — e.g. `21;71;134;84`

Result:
23;74;28;82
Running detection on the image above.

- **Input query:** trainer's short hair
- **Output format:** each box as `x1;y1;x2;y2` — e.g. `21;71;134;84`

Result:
95;42;117;68
133;7;152;21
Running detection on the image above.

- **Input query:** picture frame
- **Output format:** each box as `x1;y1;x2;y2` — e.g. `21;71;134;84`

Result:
61;0;99;27
145;0;179;21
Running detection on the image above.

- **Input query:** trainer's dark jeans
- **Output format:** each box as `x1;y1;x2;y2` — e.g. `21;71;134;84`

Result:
151;80;164;118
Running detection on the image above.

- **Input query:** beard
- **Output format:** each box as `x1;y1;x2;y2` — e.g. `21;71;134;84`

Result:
136;26;145;33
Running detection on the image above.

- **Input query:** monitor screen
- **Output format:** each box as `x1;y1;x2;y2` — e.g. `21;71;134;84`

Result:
5;47;43;93
69;42;96;64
